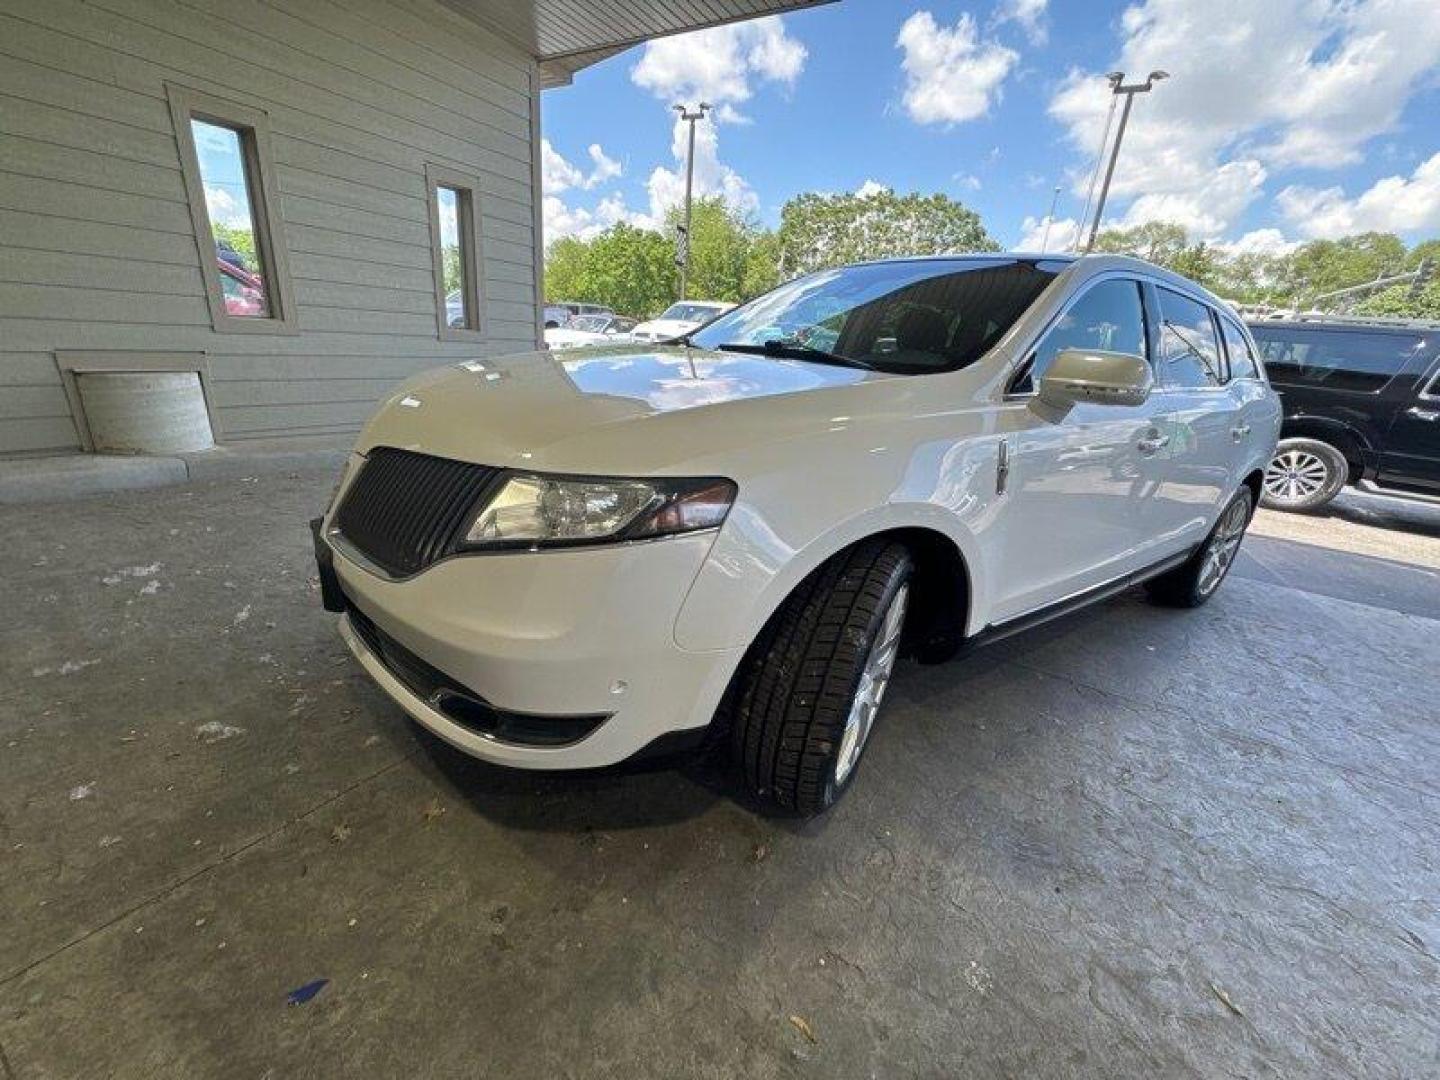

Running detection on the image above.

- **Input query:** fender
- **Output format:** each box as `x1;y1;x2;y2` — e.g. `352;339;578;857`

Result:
1279;412;1376;477
674;499;987;654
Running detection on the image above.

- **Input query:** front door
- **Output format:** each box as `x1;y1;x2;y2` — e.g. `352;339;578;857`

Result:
1380;360;1440;493
990;277;1160;624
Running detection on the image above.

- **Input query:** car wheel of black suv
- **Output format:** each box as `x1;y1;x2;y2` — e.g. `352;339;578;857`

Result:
729;538;913;816
1146;488;1253;609
1262;437;1348;511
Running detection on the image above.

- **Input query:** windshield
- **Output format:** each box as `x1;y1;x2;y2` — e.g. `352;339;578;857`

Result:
689;259;1063;375
568;315;610;332
658;303;725;322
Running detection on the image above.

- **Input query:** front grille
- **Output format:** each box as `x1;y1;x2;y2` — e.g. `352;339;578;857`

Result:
334;447;499;577
345;596;607;747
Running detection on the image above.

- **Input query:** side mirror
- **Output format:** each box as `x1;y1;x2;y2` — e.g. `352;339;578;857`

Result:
1037;348;1152;409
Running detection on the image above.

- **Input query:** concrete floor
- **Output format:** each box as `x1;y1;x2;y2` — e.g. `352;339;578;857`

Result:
3;474;1438;1079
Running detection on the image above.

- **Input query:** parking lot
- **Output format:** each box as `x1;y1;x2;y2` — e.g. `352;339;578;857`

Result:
3;472;1438;1078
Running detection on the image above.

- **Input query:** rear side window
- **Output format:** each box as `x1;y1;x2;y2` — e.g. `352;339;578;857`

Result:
1013;279;1148;394
1157;288;1225;388
1249;327;1423;393
1219;318;1262;380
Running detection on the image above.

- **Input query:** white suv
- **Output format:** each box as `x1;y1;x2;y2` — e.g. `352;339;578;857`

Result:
312;255;1280;814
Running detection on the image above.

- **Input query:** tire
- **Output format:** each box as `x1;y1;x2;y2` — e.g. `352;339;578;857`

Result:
1145;487;1253;608
730;538;913;815
1261;437;1348;511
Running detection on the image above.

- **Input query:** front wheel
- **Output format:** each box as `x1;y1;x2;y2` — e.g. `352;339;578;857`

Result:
729;538;913;815
1146;488;1253;608
1262;438;1347;511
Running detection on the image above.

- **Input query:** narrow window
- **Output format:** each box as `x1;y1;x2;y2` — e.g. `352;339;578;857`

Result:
426;166;482;338
168;85;295;333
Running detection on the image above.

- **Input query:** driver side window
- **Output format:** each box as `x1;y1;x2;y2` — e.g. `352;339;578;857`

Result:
1013;278;1148;394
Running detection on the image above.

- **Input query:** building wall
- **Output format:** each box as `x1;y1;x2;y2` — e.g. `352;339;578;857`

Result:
0;0;541;455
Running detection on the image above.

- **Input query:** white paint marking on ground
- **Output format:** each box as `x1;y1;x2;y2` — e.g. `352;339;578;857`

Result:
232;605;252;626
195;721;245;743
69;782;96;801
32;659;100;677
101;563;162;585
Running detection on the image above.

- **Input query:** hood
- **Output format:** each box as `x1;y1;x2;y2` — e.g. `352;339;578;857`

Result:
543;327;605;349
355;346;885;475
630;318;696;339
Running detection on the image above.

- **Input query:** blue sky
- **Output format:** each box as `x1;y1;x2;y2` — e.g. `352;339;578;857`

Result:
540;0;1440;256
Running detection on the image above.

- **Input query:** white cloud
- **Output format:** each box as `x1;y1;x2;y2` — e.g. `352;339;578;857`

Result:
1212;228;1300;258
630;16;806;119
1015;215;1080;253
897;11;1018;125
1049;0;1440;238
993;0;1049;45
202;185;249;229
1278;152;1440;239
541;139;622;194
642;115;759;227
955;173;982;191
856;180;891;198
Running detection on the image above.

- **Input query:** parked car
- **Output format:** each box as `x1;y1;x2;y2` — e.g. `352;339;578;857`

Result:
544;314;638;350
628;300;735;343
544;301;613;329
312;254;1279;814
1247;316;1440;510
218;259;266;318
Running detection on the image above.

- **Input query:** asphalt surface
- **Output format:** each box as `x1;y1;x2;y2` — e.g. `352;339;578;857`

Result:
2;473;1437;1078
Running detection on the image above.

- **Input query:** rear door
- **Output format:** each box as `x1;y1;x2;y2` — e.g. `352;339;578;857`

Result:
1145;286;1239;549
1218;315;1278;476
1380;344;1440;493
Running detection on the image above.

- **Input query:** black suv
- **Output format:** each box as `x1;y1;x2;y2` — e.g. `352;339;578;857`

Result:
1247;317;1440;510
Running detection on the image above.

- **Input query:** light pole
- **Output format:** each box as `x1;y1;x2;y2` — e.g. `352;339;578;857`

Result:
674;102;711;301
1082;70;1168;253
1039;185;1061;253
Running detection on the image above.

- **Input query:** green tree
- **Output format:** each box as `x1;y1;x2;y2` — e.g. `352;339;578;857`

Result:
663;198;767;304
1284;232;1407;301
775;190;997;276
1092;221;1219;286
544;223;676;318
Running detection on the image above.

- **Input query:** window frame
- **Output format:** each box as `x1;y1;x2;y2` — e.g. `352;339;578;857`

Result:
1218;315;1264;383
1152;284;1229;391
1005;273;1151;397
167;83;297;335
425;164;484;341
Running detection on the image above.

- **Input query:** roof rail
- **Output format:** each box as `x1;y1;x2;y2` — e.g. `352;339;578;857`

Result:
1242;311;1440;330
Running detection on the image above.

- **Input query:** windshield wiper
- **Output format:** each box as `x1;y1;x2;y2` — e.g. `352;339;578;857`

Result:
1163;321;1223;383
712;340;874;370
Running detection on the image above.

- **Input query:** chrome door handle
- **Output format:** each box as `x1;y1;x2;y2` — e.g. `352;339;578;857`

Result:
1407;406;1439;422
1138;434;1170;455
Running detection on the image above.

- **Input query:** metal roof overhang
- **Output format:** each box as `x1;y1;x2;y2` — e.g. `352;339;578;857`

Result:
437;0;837;86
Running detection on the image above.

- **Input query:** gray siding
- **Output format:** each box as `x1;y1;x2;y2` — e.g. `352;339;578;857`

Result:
0;0;541;454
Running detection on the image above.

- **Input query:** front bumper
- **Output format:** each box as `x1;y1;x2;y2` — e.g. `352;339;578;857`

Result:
314;521;743;770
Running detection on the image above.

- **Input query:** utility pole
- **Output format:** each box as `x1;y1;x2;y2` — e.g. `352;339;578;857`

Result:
1039;185;1061;253
1083;70;1168;253
1074;74;1123;253
674;102;711;301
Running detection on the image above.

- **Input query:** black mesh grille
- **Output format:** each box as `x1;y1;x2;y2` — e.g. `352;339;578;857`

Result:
334;447;499;577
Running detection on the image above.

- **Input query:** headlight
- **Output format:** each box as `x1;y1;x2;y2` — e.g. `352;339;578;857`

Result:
462;474;736;550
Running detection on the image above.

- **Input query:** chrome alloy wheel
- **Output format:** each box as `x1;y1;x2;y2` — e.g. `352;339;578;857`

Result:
1197;498;1250;597
1264;449;1329;506
834;583;909;785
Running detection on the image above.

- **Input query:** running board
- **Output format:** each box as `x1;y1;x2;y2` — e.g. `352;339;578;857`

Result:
962;548;1197;653
1356;480;1440;507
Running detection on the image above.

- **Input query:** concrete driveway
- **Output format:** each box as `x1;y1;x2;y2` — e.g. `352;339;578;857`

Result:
3;475;1437;1078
